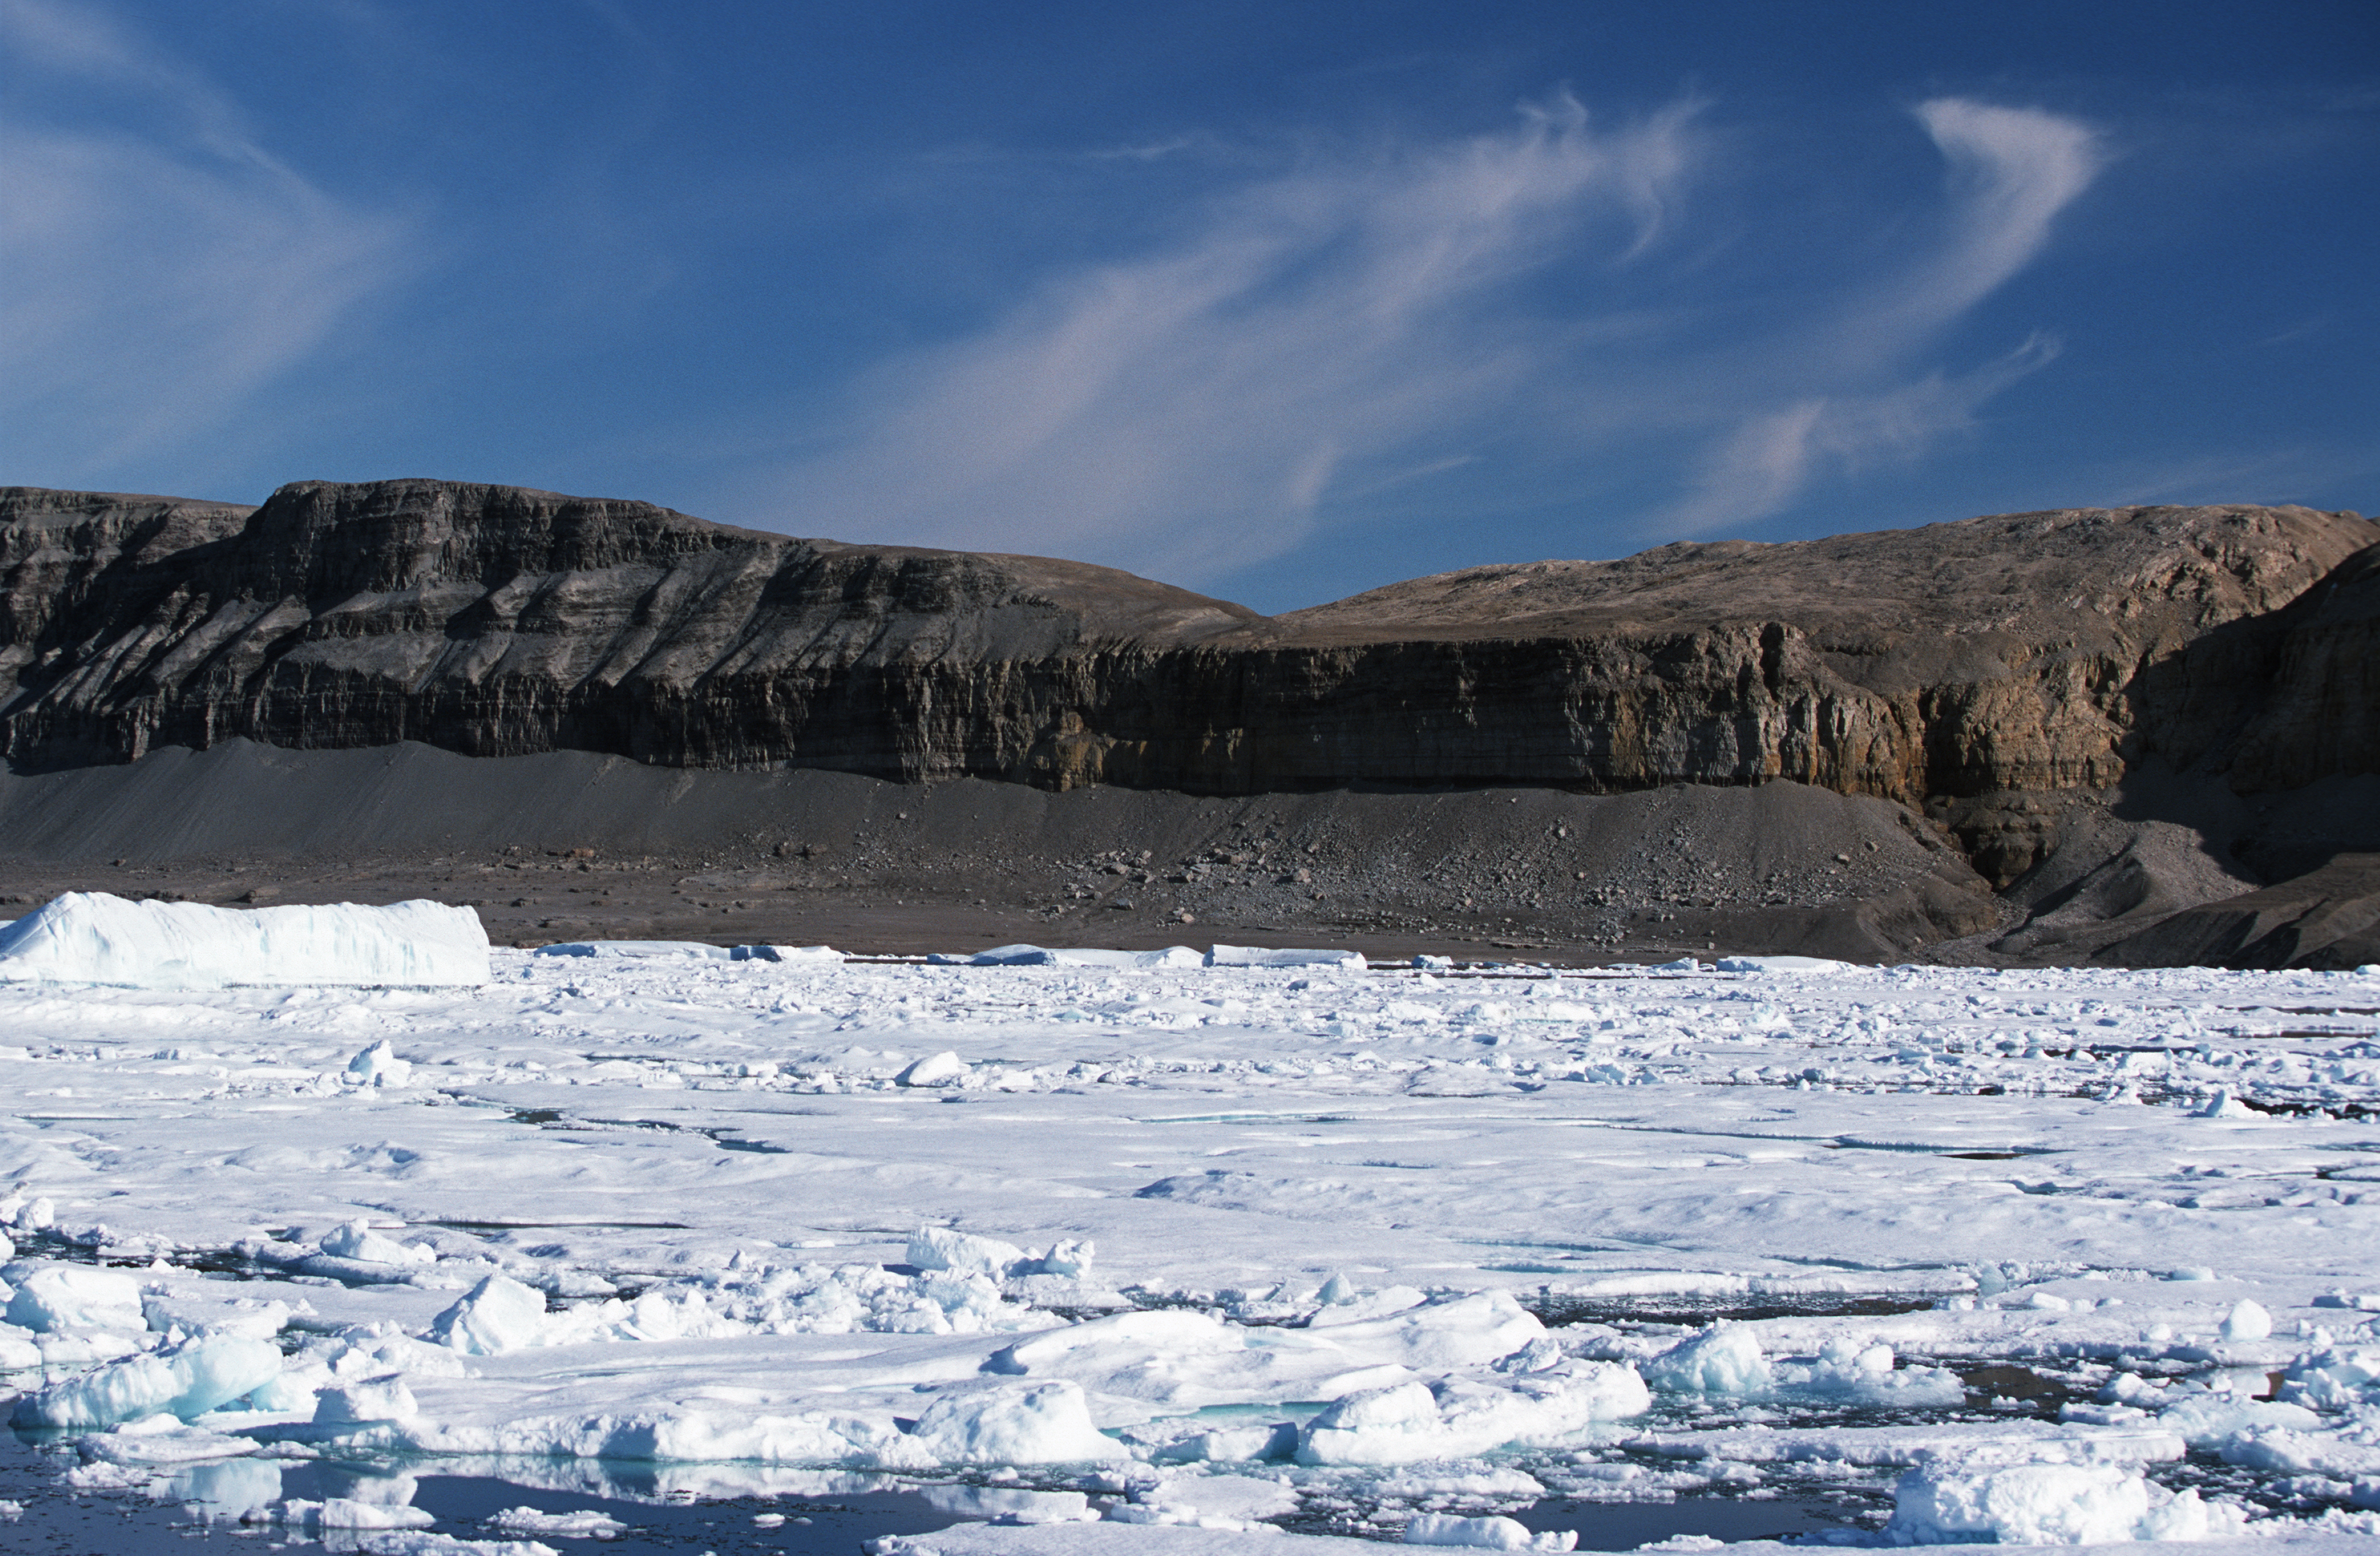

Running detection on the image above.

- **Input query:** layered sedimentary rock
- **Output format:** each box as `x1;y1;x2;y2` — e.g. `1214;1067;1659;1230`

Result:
2;481;2371;830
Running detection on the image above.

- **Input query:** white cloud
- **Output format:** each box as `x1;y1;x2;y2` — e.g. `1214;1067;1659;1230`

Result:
1664;336;2062;535
0;0;411;485
1903;99;2105;329
1659;99;2103;534
739;92;2106;583
745;97;1699;582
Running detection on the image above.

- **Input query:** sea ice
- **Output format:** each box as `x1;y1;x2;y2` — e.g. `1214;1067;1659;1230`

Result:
1884;1461;2241;1544
12;1332;281;1428
1715;956;1853;974
428;1275;555;1355
951;945;1203;968
0;891;488;987
319;1219;436;1268
1402;1511;1576;1550
489;1505;633;1536
1206;945;1366;969
905;1381;1128;1464
4;1262;142;1332
314;1375;421;1425
1640;1324;1771;1396
346;1040;414;1087
3;945;2378;1544
251;1496;438;1530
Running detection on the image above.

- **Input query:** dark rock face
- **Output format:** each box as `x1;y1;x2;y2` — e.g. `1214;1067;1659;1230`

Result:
2099;852;2380;971
4;481;2370;816
2222;544;2380;794
0;480;1257;774
4;478;2375;968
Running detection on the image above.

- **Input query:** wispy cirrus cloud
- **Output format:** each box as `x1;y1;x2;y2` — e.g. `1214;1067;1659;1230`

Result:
1660;99;2105;534
0;0;413;486
737;91;2104;583
746;96;1699;581
1662;335;2064;535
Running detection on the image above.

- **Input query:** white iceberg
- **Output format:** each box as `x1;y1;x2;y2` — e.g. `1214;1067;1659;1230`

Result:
1297;1366;1649;1466
76;1413;261;1465
491;1505;633;1536
0;892;488;988
2221;1298;2273;1340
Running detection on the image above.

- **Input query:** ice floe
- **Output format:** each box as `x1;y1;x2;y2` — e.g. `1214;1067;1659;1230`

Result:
1;943;2377;1547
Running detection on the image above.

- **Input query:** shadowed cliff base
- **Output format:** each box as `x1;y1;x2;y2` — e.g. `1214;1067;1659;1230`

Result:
2;480;2374;967
0;739;1999;963
0;738;2372;968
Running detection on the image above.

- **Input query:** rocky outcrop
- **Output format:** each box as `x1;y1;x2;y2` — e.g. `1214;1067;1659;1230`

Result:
2;481;2371;826
0;480;1258;774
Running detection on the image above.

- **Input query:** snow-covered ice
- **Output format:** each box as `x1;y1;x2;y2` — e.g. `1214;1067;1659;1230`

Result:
2;937;2378;1549
0;891;488;987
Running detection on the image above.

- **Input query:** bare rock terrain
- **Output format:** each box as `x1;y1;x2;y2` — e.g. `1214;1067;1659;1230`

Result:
2;479;2373;967
0;740;1998;962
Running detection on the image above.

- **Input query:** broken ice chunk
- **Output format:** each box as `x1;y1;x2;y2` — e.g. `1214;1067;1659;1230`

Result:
427;1274;550;1355
897;1051;968;1087
908;1226;1026;1277
317;1220;435;1267
1886;1463;2241;1546
905;1381;1128;1464
12;1332;281;1428
4;1263;143;1333
2221;1298;2273;1341
342;1042;411;1088
1404;1511;1576;1549
1641;1323;1771;1396
311;1375;419;1425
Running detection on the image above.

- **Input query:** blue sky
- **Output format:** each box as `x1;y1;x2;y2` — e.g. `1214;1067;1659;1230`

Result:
3;1;2374;611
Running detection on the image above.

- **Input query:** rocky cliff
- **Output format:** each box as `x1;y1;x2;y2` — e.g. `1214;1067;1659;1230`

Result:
2;481;2371;835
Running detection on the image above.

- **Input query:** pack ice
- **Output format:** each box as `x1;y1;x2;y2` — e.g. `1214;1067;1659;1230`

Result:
0;891;488;988
1;946;2378;1550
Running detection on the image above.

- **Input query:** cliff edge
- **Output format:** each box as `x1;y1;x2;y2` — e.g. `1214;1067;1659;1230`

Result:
3;479;2373;966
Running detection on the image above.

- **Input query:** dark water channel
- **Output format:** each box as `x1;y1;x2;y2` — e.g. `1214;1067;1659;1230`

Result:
0;1432;958;1554
0;1427;1889;1553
